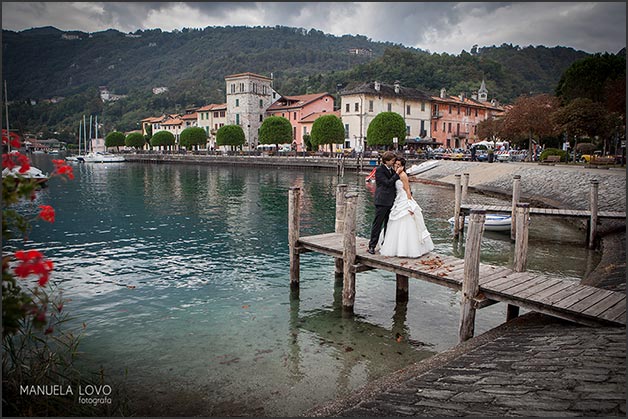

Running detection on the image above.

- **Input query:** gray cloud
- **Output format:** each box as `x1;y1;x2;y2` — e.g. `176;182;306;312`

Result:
1;2;625;54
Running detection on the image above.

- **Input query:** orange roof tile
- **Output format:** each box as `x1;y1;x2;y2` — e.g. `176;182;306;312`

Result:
267;92;331;111
181;113;197;120
300;109;341;123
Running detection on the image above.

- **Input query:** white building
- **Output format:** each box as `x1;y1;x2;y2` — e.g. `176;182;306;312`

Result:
196;103;227;150
340;81;432;151
224;72;279;149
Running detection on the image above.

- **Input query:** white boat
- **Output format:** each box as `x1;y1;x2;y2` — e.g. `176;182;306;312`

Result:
78;151;125;163
2;165;49;183
406;160;440;176
448;213;512;232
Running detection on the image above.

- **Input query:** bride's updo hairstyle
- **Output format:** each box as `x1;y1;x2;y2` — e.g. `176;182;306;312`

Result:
397;157;407;170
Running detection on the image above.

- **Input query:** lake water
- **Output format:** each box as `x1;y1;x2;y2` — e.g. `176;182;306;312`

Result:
10;154;599;416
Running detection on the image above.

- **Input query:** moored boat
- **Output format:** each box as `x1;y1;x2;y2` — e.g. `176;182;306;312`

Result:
448;213;512;232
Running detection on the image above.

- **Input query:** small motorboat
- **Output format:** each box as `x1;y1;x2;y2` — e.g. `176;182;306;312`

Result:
2;165;49;184
448;213;512;232
365;167;376;183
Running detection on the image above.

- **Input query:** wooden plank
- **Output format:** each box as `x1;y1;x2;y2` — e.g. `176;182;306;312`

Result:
583;292;627;317
612;310;626;323
567;289;616;313
523;279;573;301
538;282;582;305
552;286;599;309
480;270;527;288
503;275;555;297
599;299;627;323
488;273;541;294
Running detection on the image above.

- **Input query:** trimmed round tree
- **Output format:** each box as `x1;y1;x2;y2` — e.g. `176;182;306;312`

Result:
125;132;146;150
216;125;245;151
259;116;292;150
105;131;126;152
150;130;176;151
366;112;407;149
180;127;208;151
310;114;345;153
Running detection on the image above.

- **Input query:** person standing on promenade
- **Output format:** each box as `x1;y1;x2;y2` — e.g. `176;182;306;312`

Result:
367;151;402;254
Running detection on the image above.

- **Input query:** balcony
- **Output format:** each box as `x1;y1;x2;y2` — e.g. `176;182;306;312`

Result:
431;112;444;119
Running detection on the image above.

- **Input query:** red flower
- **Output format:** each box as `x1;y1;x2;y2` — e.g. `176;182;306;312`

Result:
1;151;30;173
1;130;21;148
38;205;55;223
14;249;54;287
52;159;74;180
2;153;16;169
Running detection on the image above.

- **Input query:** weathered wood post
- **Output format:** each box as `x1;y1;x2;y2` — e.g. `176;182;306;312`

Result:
462;172;470;202
453;174;462;238
459;210;485;343
396;274;409;302
334;184;348;282
588;179;599;249
508;202;530;321
511;175;521;241
288;187;301;291
342;192;359;311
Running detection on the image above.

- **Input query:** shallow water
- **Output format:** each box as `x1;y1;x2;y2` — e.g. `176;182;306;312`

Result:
8;154;599;416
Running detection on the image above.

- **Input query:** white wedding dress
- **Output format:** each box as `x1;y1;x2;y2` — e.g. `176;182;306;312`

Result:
378;180;434;257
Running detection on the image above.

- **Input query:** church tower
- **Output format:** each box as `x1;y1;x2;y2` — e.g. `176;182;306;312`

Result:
478;79;488;102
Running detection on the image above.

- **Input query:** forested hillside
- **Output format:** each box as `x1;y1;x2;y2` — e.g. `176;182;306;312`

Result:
2;25;596;140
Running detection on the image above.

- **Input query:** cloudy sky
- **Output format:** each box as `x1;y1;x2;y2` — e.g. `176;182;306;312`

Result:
2;2;625;55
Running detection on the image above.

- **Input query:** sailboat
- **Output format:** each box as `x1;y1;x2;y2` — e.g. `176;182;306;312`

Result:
2;80;49;182
79;114;125;163
65;116;87;162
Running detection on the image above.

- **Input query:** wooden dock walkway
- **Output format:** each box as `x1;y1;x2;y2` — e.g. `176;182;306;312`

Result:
460;204;626;220
288;184;626;344
298;232;626;328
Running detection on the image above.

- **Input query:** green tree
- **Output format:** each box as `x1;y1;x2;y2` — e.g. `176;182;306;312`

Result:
366;112;406;149
259;116;293;150
144;124;153;147
551;98;611;140
555;53;626;104
216;125;245;151
150;130;176;151
104;131;125;152
310;114;345;153
180;127;208;151
125;132;146;150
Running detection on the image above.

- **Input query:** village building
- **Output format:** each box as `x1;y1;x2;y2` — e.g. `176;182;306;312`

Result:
266;93;335;151
196;103;227;150
430;80;505;149
340;81;432;152
225;72;279;149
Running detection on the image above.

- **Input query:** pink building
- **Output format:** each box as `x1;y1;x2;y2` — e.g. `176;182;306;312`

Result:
266;92;335;151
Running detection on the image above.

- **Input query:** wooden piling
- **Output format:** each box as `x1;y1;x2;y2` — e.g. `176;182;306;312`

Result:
342;192;359;311
508;202;530;321
588;180;599;249
396;274;409;302
335;184;348;282
462;173;470;202
511;175;521;241
453;174;462;238
288;187;301;290
459;210;485;343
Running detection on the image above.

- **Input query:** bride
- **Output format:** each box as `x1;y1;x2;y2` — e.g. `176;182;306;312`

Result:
378;157;434;257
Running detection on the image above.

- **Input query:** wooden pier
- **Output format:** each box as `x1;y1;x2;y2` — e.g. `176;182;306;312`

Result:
288;185;626;344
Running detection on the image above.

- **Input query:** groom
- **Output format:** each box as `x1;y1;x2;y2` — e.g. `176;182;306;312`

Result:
368;151;401;254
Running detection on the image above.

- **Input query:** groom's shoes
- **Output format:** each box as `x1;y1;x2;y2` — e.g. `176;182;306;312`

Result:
367;247;376;255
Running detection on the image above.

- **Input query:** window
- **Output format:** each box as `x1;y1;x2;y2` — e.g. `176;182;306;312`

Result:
456;123;460;135
303;126;307;135
354;102;359;112
236;114;240;125
443;122;446;132
293;112;297;120
231;84;235;94
433;121;437;132
220;111;225;117
214;111;218;118
235;99;239;107
259;115;263;122
406;125;410;135
421;102;425;112
239;82;245;92
215;124;218;130
259;99;263;108
475;108;478;117
420;120;425;134
457;106;460;115
369;100;373;112
205;112;209;120
344;124;349;138
200;113;204;120
387;103;392;112
293;127;296;139
466;107;471;116
448;123;451;133
407;105;411;115
449;105;452;114
346;103;350;113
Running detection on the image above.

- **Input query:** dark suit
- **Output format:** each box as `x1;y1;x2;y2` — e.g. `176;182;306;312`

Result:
369;164;399;249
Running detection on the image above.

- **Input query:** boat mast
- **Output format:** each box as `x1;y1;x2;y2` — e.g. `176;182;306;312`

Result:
83;115;87;155
88;115;93;153
78;119;82;155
